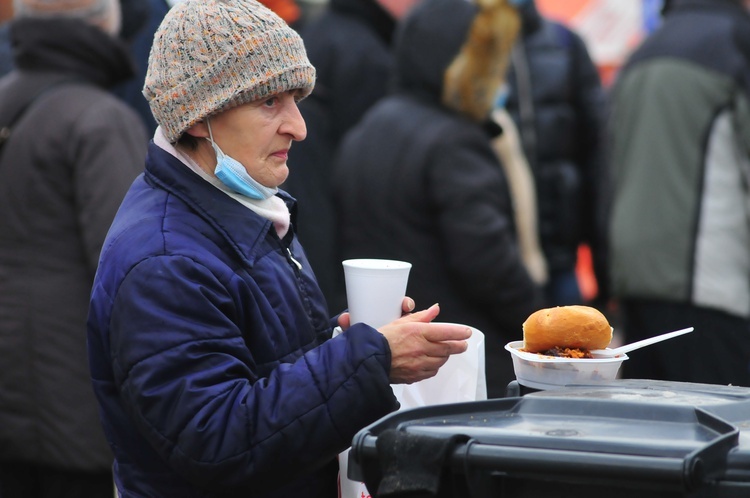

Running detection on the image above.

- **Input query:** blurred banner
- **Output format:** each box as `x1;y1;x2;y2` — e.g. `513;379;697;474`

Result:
537;0;663;87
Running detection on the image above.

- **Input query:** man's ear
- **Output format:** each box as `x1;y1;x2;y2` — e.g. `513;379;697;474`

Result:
185;120;210;139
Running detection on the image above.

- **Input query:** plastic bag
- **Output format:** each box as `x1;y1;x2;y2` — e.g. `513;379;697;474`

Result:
335;325;486;498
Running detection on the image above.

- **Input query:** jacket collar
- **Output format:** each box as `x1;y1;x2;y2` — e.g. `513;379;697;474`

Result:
144;142;298;267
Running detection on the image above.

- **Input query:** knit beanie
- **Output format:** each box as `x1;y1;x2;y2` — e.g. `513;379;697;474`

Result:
12;0;122;36
144;0;316;143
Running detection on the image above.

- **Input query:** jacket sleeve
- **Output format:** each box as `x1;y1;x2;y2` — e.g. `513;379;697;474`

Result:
427;132;541;331
108;254;397;491
71;96;147;273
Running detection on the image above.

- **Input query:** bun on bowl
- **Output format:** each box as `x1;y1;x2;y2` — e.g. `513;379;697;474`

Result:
522;305;612;355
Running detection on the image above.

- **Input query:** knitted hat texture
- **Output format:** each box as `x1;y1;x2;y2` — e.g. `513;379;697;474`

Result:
13;0;122;35
144;0;316;143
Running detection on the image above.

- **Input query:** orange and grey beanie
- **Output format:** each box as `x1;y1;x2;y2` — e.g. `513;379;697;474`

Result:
143;0;316;143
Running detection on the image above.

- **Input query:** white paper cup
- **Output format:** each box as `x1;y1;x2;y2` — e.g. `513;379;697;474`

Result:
342;259;412;328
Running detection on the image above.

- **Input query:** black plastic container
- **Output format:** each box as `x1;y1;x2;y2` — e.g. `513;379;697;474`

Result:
349;379;750;497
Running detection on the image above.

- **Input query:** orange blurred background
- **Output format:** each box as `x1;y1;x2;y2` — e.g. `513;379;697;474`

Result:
536;0;655;87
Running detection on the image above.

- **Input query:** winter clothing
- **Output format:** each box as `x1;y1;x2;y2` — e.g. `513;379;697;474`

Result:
333;0;541;399
88;1;400;495
608;0;750;386
506;0;609;306
298;0;397;143
13;0;122;35
491;107;548;286
113;0;171;135
0;12;146;477
143;0;315;143
283;0;401;313
87;141;399;497
0;23;11;77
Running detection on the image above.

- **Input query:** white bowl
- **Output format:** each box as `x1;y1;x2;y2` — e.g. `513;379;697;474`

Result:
505;340;628;390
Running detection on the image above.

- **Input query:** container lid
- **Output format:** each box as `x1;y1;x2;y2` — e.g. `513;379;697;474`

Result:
350;380;750;494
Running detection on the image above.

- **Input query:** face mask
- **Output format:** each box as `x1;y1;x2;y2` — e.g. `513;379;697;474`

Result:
206;120;278;201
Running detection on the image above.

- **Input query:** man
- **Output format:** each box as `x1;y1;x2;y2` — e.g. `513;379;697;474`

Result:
0;0;147;495
608;0;750;386
505;0;609;308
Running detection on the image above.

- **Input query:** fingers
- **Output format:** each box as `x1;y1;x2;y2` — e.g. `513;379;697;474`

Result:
425;339;469;358
399;303;441;323
337;312;351;330
381;311;473;384
401;297;416;314
421;323;472;343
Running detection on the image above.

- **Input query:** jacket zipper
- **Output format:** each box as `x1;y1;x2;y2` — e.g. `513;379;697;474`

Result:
287;247;302;271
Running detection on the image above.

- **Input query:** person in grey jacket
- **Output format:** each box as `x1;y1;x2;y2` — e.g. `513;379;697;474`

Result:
87;1;471;496
0;0;147;496
608;0;750;387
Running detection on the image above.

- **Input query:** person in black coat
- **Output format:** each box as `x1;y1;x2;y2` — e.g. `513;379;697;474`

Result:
283;0;423;313
505;0;609;309
0;0;147;496
333;0;543;398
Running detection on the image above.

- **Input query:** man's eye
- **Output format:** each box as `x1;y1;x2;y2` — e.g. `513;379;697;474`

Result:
264;97;278;107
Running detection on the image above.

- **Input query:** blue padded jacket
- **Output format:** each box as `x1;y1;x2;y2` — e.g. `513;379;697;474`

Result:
87;143;398;497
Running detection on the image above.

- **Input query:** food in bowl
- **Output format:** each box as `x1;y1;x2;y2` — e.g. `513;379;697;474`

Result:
522;305;612;358
505;341;627;390
506;305;624;389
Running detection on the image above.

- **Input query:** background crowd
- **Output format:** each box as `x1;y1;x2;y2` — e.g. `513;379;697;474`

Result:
0;0;748;496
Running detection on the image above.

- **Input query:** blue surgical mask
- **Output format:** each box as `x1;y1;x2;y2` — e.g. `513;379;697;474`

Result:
206;120;278;201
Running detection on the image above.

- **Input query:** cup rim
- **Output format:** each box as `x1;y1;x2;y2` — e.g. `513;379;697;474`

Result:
342;258;412;270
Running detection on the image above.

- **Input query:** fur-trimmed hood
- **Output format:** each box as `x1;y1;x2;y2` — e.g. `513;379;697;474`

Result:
393;0;520;123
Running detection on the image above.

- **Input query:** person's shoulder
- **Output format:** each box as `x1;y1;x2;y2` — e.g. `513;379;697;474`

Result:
41;82;134;116
57;84;148;137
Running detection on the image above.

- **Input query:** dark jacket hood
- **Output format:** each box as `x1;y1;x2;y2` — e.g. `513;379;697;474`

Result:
393;0;520;123
10;17;135;88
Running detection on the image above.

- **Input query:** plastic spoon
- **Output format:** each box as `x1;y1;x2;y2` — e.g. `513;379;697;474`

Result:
590;327;694;357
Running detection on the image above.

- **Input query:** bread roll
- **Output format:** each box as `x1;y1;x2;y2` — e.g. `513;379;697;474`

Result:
522;305;612;353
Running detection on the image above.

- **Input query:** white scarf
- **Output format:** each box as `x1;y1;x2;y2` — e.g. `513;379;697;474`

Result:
491;108;548;285
153;127;291;238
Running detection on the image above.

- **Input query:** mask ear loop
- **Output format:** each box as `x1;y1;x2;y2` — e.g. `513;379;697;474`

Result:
204;119;224;168
205;119;217;149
